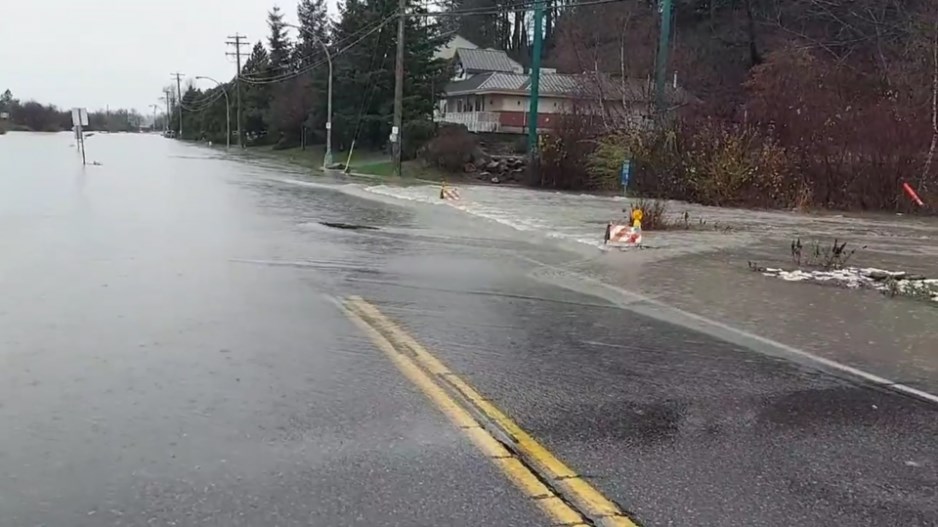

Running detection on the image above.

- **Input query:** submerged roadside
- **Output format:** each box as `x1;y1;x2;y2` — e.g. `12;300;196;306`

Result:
244;144;938;396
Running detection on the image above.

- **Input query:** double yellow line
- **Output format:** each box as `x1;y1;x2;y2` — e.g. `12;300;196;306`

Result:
342;296;639;527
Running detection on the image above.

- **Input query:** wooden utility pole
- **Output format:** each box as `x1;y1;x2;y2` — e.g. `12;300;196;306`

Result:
226;34;249;148
162;89;173;132
392;0;406;177
149;104;159;131
171;72;185;137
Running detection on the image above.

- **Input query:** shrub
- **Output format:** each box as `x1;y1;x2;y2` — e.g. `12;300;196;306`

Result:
628;198;671;230
402;120;436;161
586;133;629;191
625;118;795;207
533;113;603;190
421;124;477;172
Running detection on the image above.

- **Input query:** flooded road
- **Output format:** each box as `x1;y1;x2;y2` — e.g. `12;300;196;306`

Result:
1;133;936;526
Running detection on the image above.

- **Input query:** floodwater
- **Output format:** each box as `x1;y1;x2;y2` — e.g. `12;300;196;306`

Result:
1;132;935;527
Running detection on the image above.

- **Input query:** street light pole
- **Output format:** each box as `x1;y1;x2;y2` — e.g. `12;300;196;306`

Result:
194;76;231;149
286;23;333;170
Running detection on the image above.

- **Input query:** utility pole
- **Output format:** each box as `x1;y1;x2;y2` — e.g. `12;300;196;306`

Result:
391;0;406;177
149;104;159;132
527;0;545;160
654;0;673;113
162;89;172;132
171;72;185;137
226;34;249;148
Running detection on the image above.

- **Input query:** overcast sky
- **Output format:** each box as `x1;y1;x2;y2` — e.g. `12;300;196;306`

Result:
1;0;336;114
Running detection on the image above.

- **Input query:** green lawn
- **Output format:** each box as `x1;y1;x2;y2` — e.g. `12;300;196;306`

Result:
252;144;388;171
253;144;446;183
354;160;444;182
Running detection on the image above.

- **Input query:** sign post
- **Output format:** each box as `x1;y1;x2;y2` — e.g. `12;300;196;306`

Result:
620;159;632;194
71;108;89;165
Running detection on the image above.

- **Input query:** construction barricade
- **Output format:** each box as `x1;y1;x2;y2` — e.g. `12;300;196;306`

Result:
440;184;460;201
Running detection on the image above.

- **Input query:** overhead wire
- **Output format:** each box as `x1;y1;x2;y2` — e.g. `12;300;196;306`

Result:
240;13;398;85
350;16;393;147
412;0;626;17
180;88;228;112
236;0;625;87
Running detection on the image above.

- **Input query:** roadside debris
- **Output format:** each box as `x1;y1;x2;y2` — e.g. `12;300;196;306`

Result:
748;263;938;303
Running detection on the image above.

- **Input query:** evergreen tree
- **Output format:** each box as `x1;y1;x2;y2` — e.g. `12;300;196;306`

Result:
267;6;293;74
0;89;13;114
242;41;273;140
331;0;447;150
295;0;330;68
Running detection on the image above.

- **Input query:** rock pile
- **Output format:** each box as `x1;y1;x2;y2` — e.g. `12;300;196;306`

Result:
468;155;528;184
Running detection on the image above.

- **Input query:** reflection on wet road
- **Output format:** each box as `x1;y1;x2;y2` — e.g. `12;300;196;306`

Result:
1;133;935;526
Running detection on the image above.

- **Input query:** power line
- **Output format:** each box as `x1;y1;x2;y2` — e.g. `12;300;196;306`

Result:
240;14;398;85
413;0;625;17
240;16;397;86
181;88;228;112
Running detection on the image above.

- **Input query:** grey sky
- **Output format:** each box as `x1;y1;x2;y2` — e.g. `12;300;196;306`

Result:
1;1;336;114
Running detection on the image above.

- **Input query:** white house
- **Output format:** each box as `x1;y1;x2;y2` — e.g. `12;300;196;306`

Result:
433;38;691;134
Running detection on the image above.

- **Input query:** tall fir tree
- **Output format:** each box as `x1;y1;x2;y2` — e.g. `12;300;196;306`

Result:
242;41;272;138
267;6;293;74
331;0;447;150
292;0;332;145
295;0;330;68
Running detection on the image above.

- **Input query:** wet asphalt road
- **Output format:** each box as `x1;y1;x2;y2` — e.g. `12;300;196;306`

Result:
1;133;936;526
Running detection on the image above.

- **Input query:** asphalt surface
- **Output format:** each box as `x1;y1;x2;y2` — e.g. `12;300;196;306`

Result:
1;133;935;526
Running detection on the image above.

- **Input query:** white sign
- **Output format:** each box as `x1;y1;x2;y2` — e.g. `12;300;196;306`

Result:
71;108;89;127
325;121;331;130
391;126;399;135
0;112;8;120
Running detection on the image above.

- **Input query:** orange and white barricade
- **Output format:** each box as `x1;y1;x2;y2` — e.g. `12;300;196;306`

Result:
604;223;642;246
440;184;460;201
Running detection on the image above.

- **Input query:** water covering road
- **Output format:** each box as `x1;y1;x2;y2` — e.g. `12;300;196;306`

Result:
1;132;936;526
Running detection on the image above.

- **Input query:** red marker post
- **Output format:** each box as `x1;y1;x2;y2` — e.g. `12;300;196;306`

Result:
902;182;925;207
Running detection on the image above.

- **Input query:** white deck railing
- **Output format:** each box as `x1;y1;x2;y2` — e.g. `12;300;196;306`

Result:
435;112;500;133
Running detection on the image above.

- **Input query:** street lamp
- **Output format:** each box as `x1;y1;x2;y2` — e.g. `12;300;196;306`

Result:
285;23;333;169
194;75;231;149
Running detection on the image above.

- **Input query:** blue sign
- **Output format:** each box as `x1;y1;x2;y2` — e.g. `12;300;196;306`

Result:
620;159;632;189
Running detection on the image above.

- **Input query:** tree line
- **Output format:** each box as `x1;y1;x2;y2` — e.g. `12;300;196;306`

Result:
169;0;938;210
169;0;447;155
0;89;145;133
534;0;938;211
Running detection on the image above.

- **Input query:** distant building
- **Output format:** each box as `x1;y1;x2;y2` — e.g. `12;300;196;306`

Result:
434;37;692;134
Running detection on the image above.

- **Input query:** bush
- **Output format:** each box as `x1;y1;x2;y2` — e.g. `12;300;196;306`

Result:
625;118;795;207
421;124;477;172
587;133;630;191
534;113;604;190
402;120;436;161
628;198;671;230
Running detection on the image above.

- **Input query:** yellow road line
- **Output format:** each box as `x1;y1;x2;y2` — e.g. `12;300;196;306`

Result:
341;303;588;527
345;296;640;527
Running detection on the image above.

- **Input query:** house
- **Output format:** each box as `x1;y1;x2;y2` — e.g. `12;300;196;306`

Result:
434;39;692;134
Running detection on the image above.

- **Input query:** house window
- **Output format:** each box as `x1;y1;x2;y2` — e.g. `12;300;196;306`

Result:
457;98;463;112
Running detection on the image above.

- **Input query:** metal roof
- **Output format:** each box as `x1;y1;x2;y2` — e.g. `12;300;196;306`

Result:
445;72;587;97
444;71;695;104
454;48;522;73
